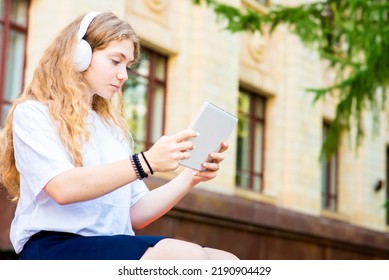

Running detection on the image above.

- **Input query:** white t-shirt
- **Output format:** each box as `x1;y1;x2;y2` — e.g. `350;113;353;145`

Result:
10;100;149;254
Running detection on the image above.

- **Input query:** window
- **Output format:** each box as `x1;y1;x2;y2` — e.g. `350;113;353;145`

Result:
0;0;29;125
386;147;389;225
123;48;167;151
321;122;338;211
236;89;265;192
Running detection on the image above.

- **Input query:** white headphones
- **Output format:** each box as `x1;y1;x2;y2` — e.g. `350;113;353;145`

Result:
74;11;102;72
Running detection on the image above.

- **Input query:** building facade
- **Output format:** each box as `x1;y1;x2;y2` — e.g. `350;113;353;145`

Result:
1;0;389;259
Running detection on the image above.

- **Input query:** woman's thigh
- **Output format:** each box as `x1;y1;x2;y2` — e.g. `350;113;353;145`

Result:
203;247;239;260
140;238;238;260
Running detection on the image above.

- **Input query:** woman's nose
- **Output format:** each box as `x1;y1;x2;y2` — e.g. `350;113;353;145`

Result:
117;69;128;81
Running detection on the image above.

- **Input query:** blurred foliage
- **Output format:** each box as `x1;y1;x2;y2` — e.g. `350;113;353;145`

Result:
193;0;389;160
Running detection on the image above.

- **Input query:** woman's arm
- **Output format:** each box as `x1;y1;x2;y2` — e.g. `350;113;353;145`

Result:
44;159;137;205
130;143;228;229
44;129;197;205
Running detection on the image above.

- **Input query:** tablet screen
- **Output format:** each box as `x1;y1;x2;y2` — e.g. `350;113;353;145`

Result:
179;102;238;171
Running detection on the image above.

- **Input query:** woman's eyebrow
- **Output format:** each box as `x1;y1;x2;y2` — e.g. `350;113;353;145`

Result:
113;52;134;63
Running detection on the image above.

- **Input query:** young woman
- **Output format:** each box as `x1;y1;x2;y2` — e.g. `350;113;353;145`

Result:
0;11;238;260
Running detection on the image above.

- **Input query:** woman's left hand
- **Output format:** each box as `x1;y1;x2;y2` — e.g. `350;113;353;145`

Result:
131;142;229;229
189;142;229;184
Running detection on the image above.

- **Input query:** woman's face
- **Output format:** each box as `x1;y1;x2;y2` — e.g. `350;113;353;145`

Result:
84;39;134;99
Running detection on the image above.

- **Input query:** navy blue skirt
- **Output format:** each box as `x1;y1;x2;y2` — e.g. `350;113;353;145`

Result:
19;231;166;260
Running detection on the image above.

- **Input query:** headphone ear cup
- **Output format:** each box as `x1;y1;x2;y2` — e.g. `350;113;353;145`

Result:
74;39;92;72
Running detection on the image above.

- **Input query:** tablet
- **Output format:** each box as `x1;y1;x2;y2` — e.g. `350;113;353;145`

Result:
179;102;238;171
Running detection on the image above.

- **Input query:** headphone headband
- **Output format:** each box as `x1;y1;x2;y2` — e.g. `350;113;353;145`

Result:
74;11;102;72
77;11;102;41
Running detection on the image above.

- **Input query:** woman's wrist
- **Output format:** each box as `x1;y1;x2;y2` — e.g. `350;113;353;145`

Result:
129;151;155;180
140;151;154;175
182;168;201;186
138;151;154;175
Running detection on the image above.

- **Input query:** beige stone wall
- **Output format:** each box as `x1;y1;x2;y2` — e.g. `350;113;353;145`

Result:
26;0;126;84
337;110;387;231
125;0;240;192
24;0;389;231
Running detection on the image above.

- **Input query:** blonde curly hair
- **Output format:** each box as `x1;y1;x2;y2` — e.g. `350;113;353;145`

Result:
0;12;140;200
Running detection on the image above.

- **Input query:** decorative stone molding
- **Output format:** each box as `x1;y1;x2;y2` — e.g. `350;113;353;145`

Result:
144;0;168;13
247;31;266;63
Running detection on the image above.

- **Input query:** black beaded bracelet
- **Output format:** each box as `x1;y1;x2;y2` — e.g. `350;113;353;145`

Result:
140;151;154;175
132;153;148;179
130;155;142;180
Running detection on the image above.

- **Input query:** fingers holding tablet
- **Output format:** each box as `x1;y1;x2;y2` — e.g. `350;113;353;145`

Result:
179;103;237;171
146;103;236;174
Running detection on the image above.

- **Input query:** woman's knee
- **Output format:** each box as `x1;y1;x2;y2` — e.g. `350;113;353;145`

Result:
204;247;239;260
140;238;209;260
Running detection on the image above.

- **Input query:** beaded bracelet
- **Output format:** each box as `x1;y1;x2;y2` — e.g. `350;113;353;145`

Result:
130;155;142;180
132;153;148;180
140;151;154;175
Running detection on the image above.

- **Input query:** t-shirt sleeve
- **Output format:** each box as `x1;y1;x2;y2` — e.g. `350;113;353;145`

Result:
130;179;149;207
12;102;75;203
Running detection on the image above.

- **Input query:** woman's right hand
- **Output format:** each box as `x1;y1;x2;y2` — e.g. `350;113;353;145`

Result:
143;129;197;173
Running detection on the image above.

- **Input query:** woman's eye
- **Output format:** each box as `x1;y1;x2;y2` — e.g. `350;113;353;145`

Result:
126;67;132;75
112;60;120;65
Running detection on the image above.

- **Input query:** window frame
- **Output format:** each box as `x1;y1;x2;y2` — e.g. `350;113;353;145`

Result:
321;122;339;211
0;0;29;125
236;88;266;192
124;48;168;150
385;146;389;226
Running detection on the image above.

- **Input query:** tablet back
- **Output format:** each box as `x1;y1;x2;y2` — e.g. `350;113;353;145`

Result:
179;102;238;171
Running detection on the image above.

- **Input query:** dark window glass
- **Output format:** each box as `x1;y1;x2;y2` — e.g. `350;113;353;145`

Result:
236;89;265;192
321;123;338;211
385;147;389;225
123;49;167;151
0;0;29;125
